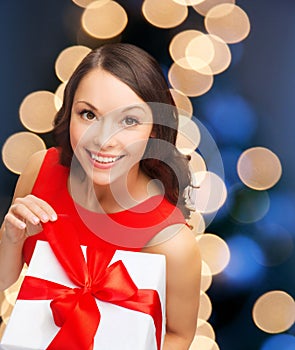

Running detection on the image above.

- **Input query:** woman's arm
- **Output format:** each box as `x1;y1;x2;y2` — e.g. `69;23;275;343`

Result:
0;150;57;290
143;224;202;349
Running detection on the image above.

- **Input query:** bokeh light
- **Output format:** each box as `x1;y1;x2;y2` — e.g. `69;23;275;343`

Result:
72;0;95;8
260;334;295;350
142;0;188;29
223;235;265;286
2;132;46;174
82;1;128;38
189;151;207;174
205;4;250;44
193;0;235;16
195;319;215;339
54;81;67;110
189;335;220;350
191;171;227;214
170;89;193;117
253;290;295;333
173;0;204;6
196;233;230;275
169;30;204;70
237;147;282;191
168;62;214;97
187;210;206;236
200;261;213;292
176;115;201;155
201;90;257;146
198;291;213;322
196;34;231;75
19;91;57;133
55;45;91;82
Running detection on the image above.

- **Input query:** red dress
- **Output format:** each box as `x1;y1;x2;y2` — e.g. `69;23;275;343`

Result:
23;148;186;265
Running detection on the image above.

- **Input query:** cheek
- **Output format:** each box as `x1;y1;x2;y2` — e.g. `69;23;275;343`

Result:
69;119;82;150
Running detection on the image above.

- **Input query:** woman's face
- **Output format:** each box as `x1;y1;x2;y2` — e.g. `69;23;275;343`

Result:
70;68;153;187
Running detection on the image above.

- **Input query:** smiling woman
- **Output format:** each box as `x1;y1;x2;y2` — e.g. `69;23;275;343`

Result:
0;43;201;349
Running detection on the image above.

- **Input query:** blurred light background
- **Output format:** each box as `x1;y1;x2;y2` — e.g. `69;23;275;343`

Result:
0;1;295;349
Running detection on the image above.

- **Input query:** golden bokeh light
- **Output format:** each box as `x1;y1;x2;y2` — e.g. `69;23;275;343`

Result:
54;81;67;110
202;34;231;74
193;0;235;16
205;4;250;44
2;132;46;174
197;233;230;274
55;45;91;83
237;147;282;190
72;0;97;8
187;211;206;236
253;290;295;333
169;30;206;70
196;319;216;339
142;0;188;29
173;0;205;6
189;335;220;350
176;115;201;155
168;62;213;97
170;89;193;117
82;1;128;38
200;260;213;292
189;151;207;174
198;291;213;322
191;171;227;213
185;33;215;74
19;91;57;133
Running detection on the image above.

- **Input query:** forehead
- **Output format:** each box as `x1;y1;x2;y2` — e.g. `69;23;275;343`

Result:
74;68;146;113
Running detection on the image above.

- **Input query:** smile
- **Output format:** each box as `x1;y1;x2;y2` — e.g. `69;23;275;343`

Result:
88;151;123;164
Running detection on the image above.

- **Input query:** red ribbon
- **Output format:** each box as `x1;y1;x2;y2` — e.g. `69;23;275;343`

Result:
18;220;163;350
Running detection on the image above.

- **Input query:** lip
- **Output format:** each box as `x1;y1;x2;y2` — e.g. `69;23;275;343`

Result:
86;149;124;169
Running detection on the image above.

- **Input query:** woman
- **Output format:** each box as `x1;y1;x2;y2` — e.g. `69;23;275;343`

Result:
0;43;201;349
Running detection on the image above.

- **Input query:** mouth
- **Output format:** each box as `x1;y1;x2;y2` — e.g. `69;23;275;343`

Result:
87;150;124;164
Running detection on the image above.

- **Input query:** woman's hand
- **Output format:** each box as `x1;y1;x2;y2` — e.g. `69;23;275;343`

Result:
3;194;57;244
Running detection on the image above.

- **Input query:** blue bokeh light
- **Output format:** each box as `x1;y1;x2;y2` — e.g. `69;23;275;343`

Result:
261;334;295;350
223;235;265;287
201;90;257;146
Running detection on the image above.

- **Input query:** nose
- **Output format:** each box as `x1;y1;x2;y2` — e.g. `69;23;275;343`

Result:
91;119;118;150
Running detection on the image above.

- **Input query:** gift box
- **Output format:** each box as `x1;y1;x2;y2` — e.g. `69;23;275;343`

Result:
0;234;166;350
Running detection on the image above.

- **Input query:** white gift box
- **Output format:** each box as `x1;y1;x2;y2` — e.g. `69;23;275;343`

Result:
0;241;166;350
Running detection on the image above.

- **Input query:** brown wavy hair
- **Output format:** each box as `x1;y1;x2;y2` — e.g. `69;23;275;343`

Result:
53;43;191;217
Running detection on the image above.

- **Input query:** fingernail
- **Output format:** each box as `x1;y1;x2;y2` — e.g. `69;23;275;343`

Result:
51;213;58;221
32;216;40;224
41;214;49;222
19;222;26;229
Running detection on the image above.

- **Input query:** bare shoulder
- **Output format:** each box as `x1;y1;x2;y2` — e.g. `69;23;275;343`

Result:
142;224;201;268
13;149;48;200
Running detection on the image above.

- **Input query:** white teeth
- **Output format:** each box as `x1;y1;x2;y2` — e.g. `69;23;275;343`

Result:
90;152;120;163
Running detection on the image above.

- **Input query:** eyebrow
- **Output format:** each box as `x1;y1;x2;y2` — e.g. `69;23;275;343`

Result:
74;100;147;115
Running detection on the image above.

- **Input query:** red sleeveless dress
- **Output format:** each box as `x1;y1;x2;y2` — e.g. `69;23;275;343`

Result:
23;148;186;265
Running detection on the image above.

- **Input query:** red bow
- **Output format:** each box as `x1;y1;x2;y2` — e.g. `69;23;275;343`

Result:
18;220;163;350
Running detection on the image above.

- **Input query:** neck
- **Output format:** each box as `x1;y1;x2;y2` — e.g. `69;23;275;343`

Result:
69;164;160;214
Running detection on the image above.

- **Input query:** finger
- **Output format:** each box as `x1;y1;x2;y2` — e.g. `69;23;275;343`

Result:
14;196;57;223
4;212;27;230
25;221;43;237
28;196;57;221
9;202;41;226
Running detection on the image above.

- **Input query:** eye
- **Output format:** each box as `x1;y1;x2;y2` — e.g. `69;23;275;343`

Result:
122;116;140;127
80;110;96;121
